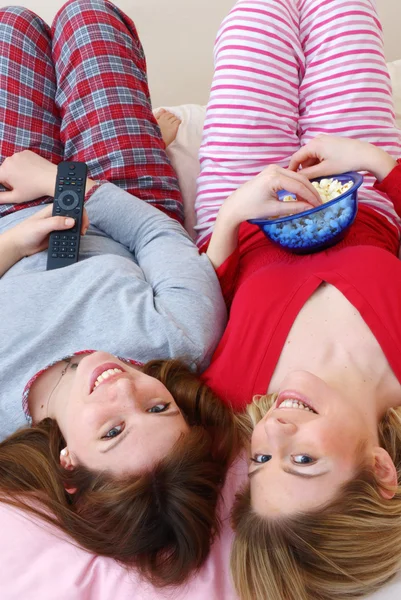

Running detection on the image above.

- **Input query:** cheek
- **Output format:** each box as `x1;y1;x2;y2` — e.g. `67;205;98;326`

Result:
312;417;363;458
250;422;265;451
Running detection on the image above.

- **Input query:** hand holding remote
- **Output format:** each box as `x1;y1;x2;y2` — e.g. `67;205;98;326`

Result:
47;161;88;270
4;204;89;259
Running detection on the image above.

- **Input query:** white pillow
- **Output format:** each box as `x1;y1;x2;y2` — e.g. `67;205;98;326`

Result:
155;104;206;240
156;60;401;240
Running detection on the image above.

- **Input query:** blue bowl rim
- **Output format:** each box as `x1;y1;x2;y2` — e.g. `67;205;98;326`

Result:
248;171;364;226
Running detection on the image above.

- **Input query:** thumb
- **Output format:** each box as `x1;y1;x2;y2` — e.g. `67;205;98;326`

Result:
37;216;76;235
299;162;334;180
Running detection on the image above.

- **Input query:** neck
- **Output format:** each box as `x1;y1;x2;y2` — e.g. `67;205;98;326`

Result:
311;340;401;427
28;359;75;424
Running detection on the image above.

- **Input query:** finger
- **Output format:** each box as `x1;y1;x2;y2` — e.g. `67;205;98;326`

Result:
36;216;76;236
288;146;317;172
297;161;336;180
0;190;18;204
278;173;321;207
81;209;90;235
29;204;54;220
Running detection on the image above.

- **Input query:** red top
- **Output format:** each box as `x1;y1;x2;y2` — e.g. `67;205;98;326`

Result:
202;163;401;411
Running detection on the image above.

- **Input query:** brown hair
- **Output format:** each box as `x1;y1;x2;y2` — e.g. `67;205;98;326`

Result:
0;360;243;587
231;394;401;600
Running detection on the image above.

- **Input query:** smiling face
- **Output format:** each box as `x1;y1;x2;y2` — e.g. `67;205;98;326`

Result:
49;352;189;475
250;371;380;517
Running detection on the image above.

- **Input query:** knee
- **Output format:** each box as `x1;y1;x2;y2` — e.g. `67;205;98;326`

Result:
0;5;45;30
53;0;117;28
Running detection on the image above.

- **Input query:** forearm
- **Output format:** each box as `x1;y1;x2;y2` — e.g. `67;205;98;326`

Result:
206;206;241;269
0;231;23;277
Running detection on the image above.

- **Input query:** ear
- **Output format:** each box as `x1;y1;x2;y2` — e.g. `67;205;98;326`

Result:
59;449;78;495
372;447;398;500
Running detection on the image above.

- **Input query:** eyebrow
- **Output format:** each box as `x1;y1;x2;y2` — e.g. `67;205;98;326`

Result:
248;465;328;480
99;409;181;454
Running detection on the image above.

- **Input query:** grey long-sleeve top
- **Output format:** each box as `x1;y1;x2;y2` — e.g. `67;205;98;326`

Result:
0;183;226;441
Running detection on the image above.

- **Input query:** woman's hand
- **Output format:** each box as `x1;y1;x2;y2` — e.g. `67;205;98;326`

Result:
219;164;321;228
289;136;397;182
5;204;89;259
206;165;321;269
0;150;58;204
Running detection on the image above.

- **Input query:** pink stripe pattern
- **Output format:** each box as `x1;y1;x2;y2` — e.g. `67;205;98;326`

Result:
195;0;401;246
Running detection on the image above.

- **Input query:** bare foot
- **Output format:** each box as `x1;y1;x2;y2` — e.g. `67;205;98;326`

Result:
156;109;181;147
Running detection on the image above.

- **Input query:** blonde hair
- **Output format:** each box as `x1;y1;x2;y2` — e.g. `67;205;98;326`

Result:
231;395;401;600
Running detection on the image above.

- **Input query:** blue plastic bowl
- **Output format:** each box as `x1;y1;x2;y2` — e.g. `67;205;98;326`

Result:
249;172;363;254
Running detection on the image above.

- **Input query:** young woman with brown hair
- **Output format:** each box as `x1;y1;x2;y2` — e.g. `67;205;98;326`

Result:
0;0;241;587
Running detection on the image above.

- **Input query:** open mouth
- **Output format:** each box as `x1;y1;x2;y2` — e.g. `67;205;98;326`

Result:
89;363;125;394
276;392;318;414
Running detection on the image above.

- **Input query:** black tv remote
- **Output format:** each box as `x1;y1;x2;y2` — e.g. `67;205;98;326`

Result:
46;161;88;271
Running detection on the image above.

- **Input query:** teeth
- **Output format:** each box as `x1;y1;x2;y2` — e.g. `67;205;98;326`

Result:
93;368;123;390
279;399;315;412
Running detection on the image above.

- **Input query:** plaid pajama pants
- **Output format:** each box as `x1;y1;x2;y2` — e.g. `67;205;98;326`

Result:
0;0;183;222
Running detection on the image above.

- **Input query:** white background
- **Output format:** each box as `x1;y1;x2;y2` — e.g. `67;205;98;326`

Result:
10;0;401;106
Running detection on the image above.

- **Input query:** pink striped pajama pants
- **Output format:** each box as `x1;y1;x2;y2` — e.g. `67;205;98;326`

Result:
195;0;401;246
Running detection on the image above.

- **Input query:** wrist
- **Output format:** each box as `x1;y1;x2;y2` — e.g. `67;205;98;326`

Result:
1;228;24;263
216;201;244;232
366;147;397;182
45;163;58;197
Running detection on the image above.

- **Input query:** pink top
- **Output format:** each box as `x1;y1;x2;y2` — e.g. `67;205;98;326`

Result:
0;456;247;600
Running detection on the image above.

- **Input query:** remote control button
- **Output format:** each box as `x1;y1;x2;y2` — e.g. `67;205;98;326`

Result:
53;234;60;239
61;241;68;246
69;241;76;245
53;240;60;246
57;189;80;211
78;177;83;181
56;208;61;214
70;165;75;169
77;188;82;192
71;182;76;186
61;235;68;240
60;253;67;258
70;235;77;240
75;207;80;213
58;186;63;191
68;254;75;259
51;253;58;258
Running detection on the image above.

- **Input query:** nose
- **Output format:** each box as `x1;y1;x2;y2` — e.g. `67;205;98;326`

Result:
263;416;298;439
96;376;138;408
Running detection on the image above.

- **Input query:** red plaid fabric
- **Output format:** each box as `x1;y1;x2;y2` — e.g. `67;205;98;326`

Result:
0;7;63;216
0;1;183;222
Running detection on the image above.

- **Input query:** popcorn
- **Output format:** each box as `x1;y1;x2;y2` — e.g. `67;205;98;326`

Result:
311;178;353;204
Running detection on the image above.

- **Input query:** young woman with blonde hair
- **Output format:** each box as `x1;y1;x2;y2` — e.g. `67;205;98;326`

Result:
196;0;401;598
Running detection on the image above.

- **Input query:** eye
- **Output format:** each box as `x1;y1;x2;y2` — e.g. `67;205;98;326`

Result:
251;454;272;464
292;455;316;465
102;424;124;440
147;402;171;414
